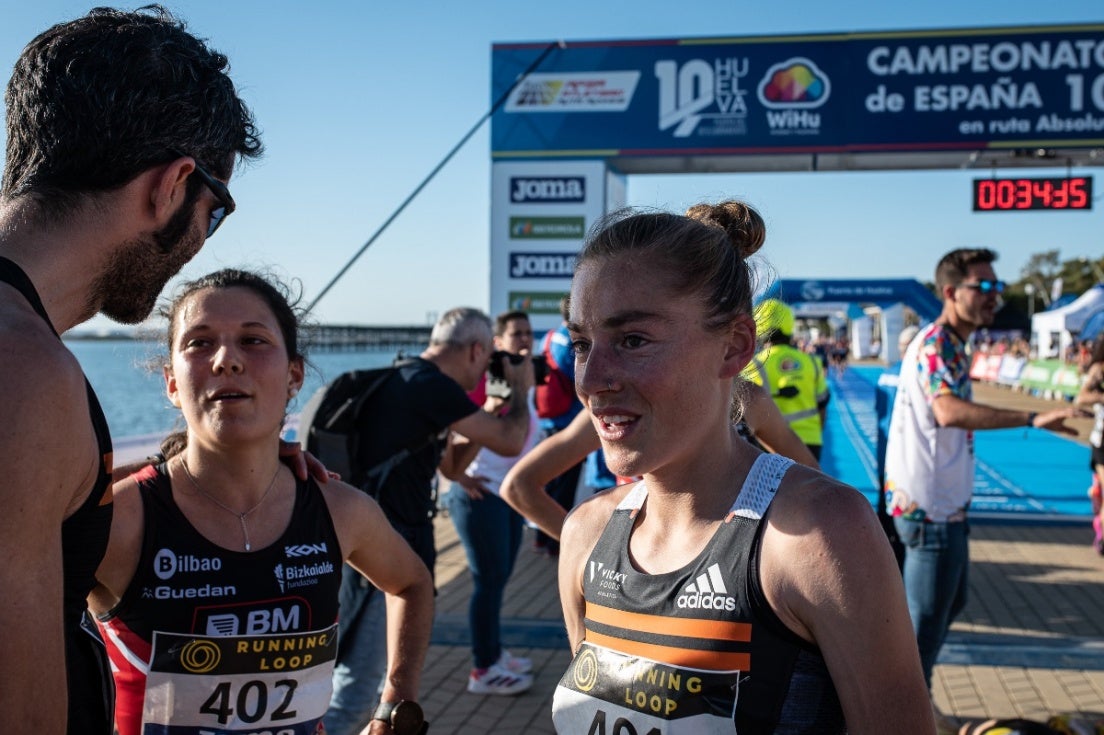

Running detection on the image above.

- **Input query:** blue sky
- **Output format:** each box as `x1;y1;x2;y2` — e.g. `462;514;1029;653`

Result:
2;1;1102;331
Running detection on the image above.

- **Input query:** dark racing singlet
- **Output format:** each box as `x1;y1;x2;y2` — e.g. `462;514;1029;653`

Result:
0;256;114;734
552;453;845;735
98;464;344;735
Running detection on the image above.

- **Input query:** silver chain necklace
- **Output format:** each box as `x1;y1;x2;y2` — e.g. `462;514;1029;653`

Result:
179;457;282;552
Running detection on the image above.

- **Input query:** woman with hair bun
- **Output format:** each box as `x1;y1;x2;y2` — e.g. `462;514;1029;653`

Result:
552;202;932;734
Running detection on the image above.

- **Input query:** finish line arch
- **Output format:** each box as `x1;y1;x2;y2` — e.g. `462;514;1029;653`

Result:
766;278;941;323
763;278;943;362
487;23;1104;331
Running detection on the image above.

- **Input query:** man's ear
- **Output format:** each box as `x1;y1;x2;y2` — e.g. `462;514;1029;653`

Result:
150;156;195;223
164;364;182;408
942;282;957;302
720;313;758;379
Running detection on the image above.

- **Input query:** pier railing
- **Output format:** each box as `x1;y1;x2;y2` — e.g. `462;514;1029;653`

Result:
305;324;432;352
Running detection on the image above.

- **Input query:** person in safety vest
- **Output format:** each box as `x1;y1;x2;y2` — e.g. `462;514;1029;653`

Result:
745;299;830;460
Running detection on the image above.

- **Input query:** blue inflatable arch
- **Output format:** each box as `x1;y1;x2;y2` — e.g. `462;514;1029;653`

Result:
764;278;942;323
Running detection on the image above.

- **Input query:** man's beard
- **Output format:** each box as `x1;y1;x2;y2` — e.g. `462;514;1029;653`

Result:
90;197;203;324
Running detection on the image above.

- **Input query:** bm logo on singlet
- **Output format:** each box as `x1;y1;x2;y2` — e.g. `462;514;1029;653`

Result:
676;563;736;611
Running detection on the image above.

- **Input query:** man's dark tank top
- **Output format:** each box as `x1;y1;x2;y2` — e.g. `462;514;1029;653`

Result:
0;256;114;734
99;464;344;735
553;453;845;734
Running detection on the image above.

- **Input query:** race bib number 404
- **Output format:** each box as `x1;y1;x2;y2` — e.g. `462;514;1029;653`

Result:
142;624;338;735
552;642;742;735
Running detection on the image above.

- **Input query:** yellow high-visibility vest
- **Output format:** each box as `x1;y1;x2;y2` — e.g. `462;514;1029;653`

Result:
744;344;829;446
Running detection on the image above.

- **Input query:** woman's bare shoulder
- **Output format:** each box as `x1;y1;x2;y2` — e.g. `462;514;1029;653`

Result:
561;482;635;553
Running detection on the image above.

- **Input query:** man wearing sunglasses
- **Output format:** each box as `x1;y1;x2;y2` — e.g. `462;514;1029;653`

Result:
0;8;260;734
884;247;1085;725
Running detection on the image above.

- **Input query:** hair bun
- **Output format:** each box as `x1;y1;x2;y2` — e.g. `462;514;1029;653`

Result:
686;200;766;258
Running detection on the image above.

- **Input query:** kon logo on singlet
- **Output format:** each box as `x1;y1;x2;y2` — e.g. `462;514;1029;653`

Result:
676;563;736;611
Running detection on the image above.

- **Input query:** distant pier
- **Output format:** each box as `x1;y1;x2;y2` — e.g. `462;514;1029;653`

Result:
305;324;431;352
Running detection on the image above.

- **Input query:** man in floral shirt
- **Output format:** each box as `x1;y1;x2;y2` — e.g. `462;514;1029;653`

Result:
885;248;1083;706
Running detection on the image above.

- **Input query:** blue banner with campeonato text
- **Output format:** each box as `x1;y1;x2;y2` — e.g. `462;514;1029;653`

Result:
492;24;1104;159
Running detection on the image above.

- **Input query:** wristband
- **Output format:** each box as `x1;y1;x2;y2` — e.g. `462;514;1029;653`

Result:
1026;412;1038;427
372;700;426;735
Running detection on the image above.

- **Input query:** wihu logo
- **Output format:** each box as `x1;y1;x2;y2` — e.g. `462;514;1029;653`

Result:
676;563;735;611
756;57;830;136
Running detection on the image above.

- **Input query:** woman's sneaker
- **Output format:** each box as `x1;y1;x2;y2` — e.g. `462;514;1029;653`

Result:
498;650;532;674
468;662;533;695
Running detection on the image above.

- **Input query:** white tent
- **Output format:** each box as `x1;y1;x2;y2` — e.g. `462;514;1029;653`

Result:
1031;284;1104;358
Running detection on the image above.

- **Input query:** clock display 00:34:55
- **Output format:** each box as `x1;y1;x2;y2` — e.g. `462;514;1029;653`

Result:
972;176;1093;211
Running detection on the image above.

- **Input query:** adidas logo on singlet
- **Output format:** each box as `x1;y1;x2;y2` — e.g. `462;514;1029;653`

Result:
676;563;736;612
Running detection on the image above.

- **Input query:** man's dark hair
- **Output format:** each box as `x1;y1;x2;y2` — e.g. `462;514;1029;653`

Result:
935;248;997;292
3;5;262;217
494;310;530;336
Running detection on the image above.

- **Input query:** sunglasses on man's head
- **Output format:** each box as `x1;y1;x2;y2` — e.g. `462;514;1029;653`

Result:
170;149;236;238
959;279;1007;295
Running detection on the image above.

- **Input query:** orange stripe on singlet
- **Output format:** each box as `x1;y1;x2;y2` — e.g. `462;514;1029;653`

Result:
584;601;752;670
586;601;751;641
585;630;751;670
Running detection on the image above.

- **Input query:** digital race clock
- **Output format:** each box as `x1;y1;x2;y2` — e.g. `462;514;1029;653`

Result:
972;176;1093;212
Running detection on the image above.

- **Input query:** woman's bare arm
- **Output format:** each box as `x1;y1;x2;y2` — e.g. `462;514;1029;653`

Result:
501;410;600;540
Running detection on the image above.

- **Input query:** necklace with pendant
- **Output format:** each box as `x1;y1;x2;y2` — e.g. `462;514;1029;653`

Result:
179;458;282;552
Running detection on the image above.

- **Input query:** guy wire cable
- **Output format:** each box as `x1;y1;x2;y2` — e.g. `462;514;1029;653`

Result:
305;39;566;316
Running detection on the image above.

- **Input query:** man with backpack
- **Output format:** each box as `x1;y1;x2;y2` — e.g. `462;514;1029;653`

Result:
324;307;533;735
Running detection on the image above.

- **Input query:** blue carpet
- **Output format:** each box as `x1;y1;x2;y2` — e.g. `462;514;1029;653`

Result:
821;366;1094;522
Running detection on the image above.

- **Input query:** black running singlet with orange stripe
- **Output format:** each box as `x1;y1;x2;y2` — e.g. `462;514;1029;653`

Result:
0;256;115;735
553;453;844;734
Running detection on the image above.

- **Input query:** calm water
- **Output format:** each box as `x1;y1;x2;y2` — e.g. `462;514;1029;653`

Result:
66;339;411;441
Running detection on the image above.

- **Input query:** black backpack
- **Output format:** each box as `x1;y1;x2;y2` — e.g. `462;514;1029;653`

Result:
299;359;434;491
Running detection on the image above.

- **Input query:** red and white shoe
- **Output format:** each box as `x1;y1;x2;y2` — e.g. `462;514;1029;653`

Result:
468;662;533;695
